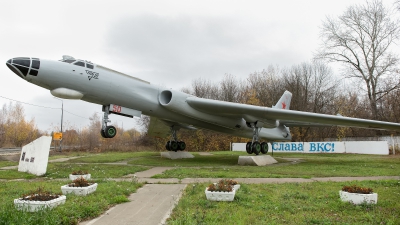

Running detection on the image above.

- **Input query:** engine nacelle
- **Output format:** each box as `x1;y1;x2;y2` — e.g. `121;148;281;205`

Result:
158;89;253;130
159;89;193;114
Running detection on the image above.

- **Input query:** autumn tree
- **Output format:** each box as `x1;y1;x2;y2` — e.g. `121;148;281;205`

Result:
315;0;400;120
0;102;41;147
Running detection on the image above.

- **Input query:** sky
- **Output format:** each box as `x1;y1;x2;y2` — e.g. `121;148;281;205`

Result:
0;0;396;133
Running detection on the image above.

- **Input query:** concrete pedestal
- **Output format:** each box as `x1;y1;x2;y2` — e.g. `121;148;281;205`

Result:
238;155;278;166
161;151;194;159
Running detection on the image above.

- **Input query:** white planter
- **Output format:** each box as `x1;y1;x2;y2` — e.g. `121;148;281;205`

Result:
69;174;91;180
14;195;66;212
339;191;378;205
61;183;98;196
234;184;240;191
205;188;235;201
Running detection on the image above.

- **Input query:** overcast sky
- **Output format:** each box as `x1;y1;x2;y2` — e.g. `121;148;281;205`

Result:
0;0;395;133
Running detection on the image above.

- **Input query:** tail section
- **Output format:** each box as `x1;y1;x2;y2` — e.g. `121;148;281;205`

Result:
273;91;292;110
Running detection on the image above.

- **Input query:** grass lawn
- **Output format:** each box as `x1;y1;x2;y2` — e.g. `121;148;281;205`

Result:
149;152;400;178
0;163;149;180
0;161;17;168
67;151;159;163
45;163;149;179
0;151;399;224
168;180;400;224
0;179;143;225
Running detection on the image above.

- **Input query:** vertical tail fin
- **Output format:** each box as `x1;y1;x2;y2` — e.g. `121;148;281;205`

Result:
273;91;292;110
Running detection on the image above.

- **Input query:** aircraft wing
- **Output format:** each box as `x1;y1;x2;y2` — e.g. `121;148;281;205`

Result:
186;97;400;131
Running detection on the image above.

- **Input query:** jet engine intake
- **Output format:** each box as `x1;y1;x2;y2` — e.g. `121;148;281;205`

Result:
159;89;196;115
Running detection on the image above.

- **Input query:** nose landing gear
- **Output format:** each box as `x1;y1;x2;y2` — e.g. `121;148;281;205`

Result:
100;105;117;138
165;127;186;152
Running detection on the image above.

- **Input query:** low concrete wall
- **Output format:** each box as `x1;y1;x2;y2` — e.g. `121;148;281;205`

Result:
232;141;388;155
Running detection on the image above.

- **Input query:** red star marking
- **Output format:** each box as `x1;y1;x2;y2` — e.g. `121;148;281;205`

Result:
282;102;286;109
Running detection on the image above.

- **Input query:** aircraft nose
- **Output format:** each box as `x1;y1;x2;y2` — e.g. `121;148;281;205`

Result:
6;57;40;79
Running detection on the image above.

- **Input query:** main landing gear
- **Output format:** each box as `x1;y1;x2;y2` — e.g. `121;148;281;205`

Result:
165;126;186;152
100;105;117;138
245;123;269;155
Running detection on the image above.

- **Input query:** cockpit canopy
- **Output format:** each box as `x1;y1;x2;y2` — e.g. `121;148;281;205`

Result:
60;55;94;69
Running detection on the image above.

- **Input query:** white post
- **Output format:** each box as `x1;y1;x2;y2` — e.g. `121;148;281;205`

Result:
392;134;395;155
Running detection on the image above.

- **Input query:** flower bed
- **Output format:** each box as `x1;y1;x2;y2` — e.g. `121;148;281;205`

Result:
14;187;66;212
340;185;377;205
205;179;237;201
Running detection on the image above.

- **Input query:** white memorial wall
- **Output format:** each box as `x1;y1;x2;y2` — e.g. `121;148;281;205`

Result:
232;141;389;155
18;136;52;176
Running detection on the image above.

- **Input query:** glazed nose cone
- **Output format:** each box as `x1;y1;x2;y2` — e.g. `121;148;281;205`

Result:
6;57;40;79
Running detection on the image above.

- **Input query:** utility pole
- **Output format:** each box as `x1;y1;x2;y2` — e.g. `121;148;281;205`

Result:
54;98;63;152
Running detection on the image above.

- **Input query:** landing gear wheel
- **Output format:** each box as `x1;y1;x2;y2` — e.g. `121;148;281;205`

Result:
100;129;107;138
261;142;269;154
170;141;179;152
246;142;253;154
166;141;171;150
178;141;186;151
105;126;117;138
252;141;261;155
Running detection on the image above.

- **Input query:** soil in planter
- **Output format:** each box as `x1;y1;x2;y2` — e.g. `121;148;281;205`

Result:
21;187;62;201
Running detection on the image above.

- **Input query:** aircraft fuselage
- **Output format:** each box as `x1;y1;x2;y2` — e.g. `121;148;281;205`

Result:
6;56;291;141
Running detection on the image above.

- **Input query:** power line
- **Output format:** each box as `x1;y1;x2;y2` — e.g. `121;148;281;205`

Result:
0;95;59;110
0;95;93;120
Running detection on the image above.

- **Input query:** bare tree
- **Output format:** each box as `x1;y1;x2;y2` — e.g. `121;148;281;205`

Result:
246;65;284;106
315;0;400;120
219;74;242;103
190;77;219;99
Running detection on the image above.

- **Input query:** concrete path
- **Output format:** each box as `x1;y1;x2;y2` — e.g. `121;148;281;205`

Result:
80;184;186;225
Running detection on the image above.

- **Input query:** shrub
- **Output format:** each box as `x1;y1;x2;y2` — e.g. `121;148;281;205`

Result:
69;177;91;187
207;179;234;192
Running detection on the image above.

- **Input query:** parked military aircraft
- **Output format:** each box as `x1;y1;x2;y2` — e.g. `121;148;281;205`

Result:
6;56;400;155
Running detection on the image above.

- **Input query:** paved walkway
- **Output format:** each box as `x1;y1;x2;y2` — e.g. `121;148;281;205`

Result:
80;184;186;225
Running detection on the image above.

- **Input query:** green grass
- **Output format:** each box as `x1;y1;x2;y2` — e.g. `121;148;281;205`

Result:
0;161;17;168
45;163;149;179
68;151;159;163
0;169;39;179
0;151;399;224
48;151;92;160
150;152;400;178
0;164;149;180
0;180;143;225
127;152;287;167
168;180;400;224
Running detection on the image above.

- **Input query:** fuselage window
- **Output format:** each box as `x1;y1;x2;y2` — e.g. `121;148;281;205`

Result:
32;60;40;69
63;59;75;64
86;63;94;69
74;61;85;67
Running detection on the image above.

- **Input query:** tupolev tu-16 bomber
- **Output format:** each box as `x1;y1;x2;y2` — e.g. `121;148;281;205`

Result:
6;55;400;155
